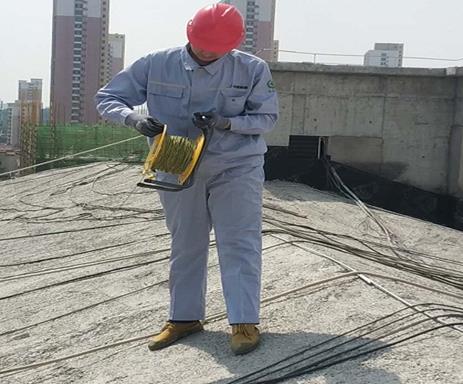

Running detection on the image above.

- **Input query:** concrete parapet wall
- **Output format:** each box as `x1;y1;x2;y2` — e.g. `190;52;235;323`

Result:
267;62;463;198
450;76;463;197
0;151;20;174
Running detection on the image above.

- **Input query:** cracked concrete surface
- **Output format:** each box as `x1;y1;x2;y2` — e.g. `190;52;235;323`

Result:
0;163;462;383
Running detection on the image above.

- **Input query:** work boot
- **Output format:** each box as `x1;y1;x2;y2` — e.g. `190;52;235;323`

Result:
147;321;203;351
230;324;260;355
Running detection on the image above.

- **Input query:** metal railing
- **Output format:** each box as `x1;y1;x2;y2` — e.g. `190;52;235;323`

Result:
255;48;463;67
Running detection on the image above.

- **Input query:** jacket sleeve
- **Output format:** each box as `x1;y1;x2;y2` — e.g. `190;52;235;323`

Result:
228;61;279;135
95;55;151;125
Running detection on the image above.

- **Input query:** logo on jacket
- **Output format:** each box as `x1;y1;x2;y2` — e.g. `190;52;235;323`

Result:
267;80;276;92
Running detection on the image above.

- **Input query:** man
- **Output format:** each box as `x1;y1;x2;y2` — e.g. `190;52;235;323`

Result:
95;3;278;355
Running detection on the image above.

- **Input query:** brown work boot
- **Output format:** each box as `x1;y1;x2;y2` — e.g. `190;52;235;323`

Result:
230;324;260;355
148;321;203;351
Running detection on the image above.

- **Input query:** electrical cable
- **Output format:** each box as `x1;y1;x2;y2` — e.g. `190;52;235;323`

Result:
0;276;461;376
0;220;148;243
0;164;159;225
0;162;104;188
0;242;289;338
154;135;195;174
0;230;160;267
243;317;463;384
0;136;143;178
268;233;463;335
0;250;171;301
227;304;463;384
276;49;463;62
262;204;463;267
0;235;291;282
0;248;169;282
0;273;405;374
262;221;463;290
1;160;462;381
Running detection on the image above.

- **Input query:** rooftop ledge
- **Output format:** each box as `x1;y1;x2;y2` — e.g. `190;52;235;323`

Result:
268;62;463;77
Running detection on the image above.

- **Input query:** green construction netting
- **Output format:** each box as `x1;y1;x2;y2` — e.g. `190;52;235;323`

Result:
36;124;149;169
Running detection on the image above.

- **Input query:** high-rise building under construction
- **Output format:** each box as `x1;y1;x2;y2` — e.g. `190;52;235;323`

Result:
17;79;43;171
222;0;278;62
51;0;123;124
108;33;126;79
18;79;43;127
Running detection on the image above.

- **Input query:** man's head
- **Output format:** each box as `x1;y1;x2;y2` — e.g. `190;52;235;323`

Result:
187;3;245;62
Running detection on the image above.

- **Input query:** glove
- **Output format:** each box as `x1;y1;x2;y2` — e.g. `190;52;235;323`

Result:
192;111;231;131
125;113;164;137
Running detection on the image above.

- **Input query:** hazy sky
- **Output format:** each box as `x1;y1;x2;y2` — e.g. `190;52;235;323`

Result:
1;0;462;106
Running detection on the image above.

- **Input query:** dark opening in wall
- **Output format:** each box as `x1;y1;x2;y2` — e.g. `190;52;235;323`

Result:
264;145;463;231
288;135;321;160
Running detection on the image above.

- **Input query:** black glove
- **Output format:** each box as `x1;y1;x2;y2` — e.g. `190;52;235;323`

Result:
125;113;164;137
192;111;231;131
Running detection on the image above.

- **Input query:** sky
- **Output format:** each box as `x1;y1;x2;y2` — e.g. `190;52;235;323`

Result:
0;0;462;106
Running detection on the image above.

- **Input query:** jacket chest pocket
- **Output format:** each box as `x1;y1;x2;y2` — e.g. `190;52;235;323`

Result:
219;88;248;117
148;83;186;117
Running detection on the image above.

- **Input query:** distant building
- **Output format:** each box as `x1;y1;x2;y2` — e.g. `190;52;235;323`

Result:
0;103;21;148
0;101;5;144
107;33;125;80
17;79;42;171
222;0;278;62
374;43;404;64
18;79;43;127
42;108;50;125
364;43;404;67
50;0;112;124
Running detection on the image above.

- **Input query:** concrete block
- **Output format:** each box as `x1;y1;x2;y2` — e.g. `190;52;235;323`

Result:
386;77;454;99
303;95;347;136
455;78;463;126
303;95;384;137
291;94;306;135
266;93;291;147
381;97;453;192
0;152;20;174
383;98;454;138
328;136;383;174
382;134;448;193
272;71;294;93
448;125;463;197
293;73;385;97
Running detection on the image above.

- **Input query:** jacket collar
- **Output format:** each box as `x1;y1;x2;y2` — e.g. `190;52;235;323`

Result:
180;45;228;75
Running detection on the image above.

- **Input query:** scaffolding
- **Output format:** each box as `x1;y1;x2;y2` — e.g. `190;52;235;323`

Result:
19;123;37;175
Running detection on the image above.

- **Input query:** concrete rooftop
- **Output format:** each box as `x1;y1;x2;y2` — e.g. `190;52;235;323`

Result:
0;162;462;383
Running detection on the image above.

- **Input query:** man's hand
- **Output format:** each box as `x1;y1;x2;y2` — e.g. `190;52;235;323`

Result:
192;111;231;131
125;113;164;137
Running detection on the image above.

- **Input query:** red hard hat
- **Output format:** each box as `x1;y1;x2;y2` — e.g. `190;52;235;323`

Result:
187;3;245;54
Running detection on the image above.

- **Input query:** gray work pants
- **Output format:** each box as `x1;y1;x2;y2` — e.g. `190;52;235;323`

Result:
159;165;264;324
